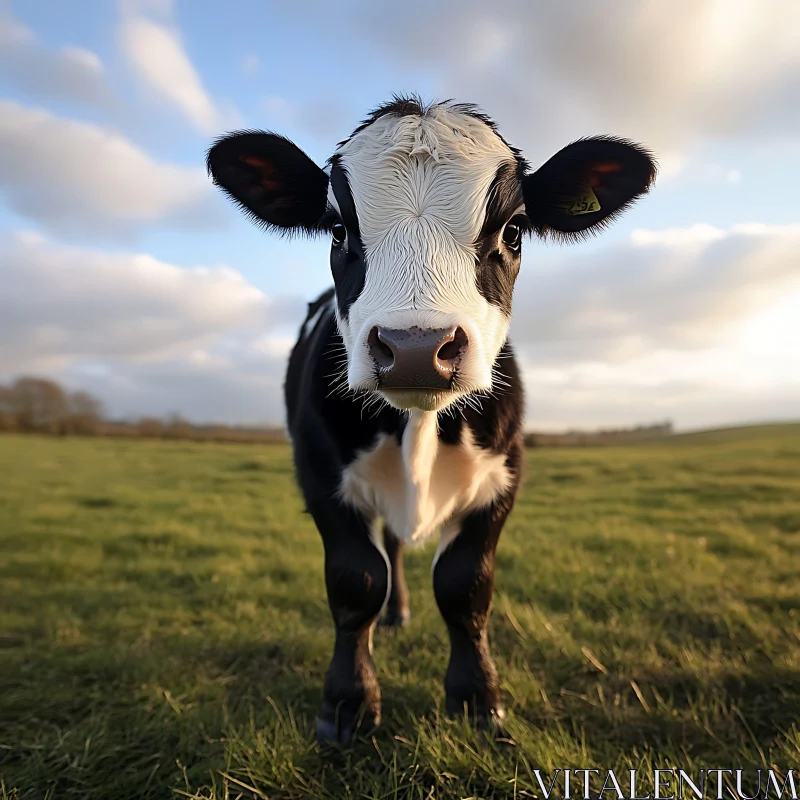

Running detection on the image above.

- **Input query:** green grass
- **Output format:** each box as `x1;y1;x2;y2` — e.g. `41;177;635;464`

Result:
1;425;799;799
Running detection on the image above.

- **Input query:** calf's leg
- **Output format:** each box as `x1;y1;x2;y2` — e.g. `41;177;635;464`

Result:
310;501;389;742
379;526;411;628
433;494;515;730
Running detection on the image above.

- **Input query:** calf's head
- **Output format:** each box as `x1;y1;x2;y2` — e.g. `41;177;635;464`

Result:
207;97;656;413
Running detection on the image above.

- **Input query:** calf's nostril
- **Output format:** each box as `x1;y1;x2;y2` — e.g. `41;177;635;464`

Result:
368;326;395;369
436;327;468;364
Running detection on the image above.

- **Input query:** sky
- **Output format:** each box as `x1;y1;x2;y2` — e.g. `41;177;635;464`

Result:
1;0;798;431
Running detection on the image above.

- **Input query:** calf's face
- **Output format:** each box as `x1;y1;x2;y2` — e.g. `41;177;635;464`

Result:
207;99;656;413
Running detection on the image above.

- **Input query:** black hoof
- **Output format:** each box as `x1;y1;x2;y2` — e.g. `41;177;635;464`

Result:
446;699;509;737
378;608;411;628
315;711;379;744
478;708;513;743
315;715;353;743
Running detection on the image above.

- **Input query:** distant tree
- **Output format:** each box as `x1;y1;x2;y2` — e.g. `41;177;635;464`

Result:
65;390;104;435
137;417;164;437
163;412;194;439
68;391;103;418
0;378;105;435
0;384;15;431
8;377;70;432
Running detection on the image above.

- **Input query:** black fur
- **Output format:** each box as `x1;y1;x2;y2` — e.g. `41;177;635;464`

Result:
474;234;521;321
474;162;528;316
313;496;387;741
327;161;367;320
433;482;520;725
480;162;528;239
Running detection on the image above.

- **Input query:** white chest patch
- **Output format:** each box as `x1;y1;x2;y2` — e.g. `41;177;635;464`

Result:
339;410;511;543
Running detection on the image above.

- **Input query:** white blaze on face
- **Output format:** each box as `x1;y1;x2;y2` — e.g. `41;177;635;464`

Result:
330;106;519;400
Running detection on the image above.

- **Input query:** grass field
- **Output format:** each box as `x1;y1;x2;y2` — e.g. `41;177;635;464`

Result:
1;425;799;799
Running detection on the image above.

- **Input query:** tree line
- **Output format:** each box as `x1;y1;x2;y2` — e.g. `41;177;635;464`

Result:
0;377;104;435
1;376;674;446
524;422;673;447
0;377;287;443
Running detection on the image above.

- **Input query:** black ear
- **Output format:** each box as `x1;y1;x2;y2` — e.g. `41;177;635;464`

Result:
523;137;656;241
206;131;329;235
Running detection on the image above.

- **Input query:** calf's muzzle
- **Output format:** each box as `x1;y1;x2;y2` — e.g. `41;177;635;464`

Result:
367;326;469;390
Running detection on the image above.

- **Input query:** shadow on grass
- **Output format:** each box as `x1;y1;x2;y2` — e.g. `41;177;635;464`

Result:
3;619;800;798
1;630;439;798
515;661;800;756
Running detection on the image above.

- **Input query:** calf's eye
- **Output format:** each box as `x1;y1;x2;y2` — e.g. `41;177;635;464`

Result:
331;222;346;246
502;221;522;251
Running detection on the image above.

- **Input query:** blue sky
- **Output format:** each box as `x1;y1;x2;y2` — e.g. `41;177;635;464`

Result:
1;0;798;429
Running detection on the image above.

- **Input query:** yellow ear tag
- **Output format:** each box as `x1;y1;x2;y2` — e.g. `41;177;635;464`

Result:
562;186;601;215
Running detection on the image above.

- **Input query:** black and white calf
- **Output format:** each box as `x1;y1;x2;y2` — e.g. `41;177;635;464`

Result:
207;97;656;742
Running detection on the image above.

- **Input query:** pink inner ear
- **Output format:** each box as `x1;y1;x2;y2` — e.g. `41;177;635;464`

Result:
588;161;623;188
241;155;282;192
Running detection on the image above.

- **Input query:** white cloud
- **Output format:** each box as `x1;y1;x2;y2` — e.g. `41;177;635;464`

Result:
0;4;29;46
693;162;745;185
308;0;800;162
653;152;685;181
0;7;114;110
0;100;223;239
249;335;296;359
629;224;727;248
72;359;288;426
0;232;305;424
118;3;236;134
512;222;800;365
511;221;800;429
522;371;800;432
727;169;743;184
520;297;800;431
0;232;271;368
0;231;301;426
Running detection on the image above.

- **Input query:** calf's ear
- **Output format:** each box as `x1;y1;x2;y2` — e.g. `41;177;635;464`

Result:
206;131;329;235
523;137;656;241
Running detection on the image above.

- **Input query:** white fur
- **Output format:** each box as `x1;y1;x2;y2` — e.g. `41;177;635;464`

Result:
432;520;463;572
330;105;518;408
340;409;511;545
369;517;391;652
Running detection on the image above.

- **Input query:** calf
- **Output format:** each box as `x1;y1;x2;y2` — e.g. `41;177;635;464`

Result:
207;96;656;742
